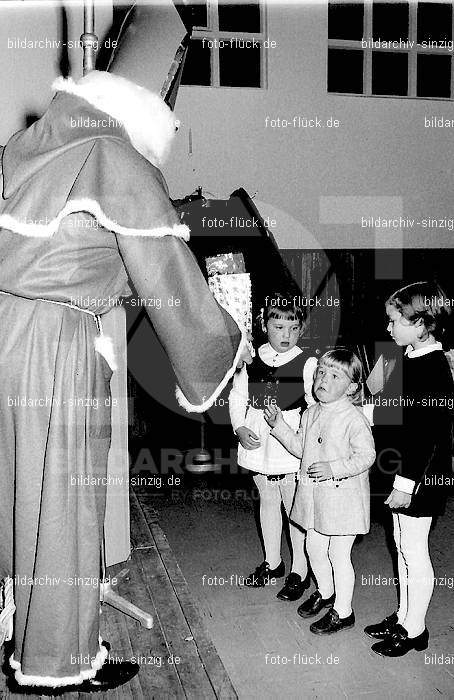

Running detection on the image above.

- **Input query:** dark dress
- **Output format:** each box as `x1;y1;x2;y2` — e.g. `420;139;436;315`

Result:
247;350;311;411
373;349;454;517
233;346;316;474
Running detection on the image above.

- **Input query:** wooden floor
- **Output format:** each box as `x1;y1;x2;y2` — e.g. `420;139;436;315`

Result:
0;491;236;699
144;475;454;700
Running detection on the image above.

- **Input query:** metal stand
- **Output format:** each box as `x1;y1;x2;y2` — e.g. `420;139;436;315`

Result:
100;568;153;629
81;0;97;75
185;415;220;474
80;0;154;631
100;535;153;629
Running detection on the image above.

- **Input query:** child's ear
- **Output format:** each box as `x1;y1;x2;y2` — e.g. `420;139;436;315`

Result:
347;382;359;396
415;318;427;338
298;324;305;338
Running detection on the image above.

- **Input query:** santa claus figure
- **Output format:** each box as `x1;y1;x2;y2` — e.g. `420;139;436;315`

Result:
0;2;248;693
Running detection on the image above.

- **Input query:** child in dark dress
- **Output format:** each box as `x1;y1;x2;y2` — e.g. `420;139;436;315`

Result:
229;293;317;600
364;281;454;656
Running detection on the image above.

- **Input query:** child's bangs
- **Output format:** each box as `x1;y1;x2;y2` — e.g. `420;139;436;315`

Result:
268;309;300;322
319;348;364;395
319;356;353;380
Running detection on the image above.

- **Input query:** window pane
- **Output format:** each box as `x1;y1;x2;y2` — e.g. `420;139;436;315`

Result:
218;2;261;32
185;2;208;29
417;2;452;44
181;39;211;86
328;1;364;41
372;52;408;95
417;54;451;97
219;45;261;87
373;1;409;41
327;48;363;93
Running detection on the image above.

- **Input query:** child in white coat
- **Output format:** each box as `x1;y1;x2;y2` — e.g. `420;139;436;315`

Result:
265;348;375;634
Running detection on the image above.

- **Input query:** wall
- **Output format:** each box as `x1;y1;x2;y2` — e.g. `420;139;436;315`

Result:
165;2;454;249
0;1;112;139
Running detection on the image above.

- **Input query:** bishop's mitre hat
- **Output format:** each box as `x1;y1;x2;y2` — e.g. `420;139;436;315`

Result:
107;0;192;109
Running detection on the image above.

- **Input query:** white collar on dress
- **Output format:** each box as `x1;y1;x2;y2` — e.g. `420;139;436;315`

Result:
259;342;302;367
405;341;442;358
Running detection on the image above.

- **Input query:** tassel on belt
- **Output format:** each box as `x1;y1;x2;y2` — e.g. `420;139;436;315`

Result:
0;290;117;371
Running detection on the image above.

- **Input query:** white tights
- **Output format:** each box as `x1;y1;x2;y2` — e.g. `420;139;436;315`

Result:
253;473;307;577
306;529;356;618
393;513;434;637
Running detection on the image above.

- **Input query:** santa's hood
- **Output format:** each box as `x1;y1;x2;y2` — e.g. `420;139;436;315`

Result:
0;72;188;239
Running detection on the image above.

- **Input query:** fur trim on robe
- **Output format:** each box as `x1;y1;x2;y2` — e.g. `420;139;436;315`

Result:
52;71;179;167
9;636;108;687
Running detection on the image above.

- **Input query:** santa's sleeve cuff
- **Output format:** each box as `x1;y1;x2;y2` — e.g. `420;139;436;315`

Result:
175;333;248;413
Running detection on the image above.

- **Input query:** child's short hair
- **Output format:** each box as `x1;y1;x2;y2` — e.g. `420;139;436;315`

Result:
260;292;306;327
386;281;451;340
319;347;363;403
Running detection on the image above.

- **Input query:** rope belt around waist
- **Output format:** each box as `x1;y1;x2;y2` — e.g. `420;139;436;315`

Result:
0;288;102;328
0;289;116;371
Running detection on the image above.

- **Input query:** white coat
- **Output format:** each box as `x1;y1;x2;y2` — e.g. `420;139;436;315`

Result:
271;397;375;535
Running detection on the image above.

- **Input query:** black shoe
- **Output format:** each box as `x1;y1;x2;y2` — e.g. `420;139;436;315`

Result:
371;624;429;657
277;572;310;601
310;608;355;635
244;560;285;587
7;656;139;696
297;590;335;618
364;612;399;640
79;659;140;692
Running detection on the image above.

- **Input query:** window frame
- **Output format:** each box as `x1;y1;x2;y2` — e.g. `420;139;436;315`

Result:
327;0;454;100
182;0;268;89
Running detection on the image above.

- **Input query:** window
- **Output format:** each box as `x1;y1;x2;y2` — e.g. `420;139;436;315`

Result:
328;0;454;99
181;1;266;88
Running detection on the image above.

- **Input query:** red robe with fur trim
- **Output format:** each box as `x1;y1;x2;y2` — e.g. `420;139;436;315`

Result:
0;74;243;686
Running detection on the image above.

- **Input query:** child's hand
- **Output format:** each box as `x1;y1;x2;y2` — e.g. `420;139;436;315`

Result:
307;462;333;482
263;405;283;428
384;489;411;509
236;426;261;450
